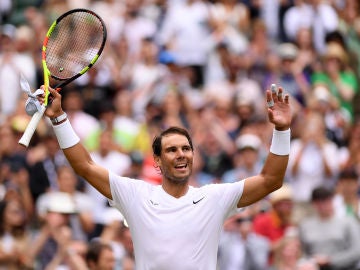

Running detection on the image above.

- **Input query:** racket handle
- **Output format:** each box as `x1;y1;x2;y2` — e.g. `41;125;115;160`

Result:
18;105;46;147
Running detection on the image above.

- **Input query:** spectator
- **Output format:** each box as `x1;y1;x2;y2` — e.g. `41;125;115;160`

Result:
309;0;339;54
283;0;313;43
28;192;87;269
306;83;350;148
85;240;116;270
287;111;340;222
294;27;318;77
253;184;296;266
264;42;311;106
0;199;32;269
62;89;101;145
218;207;270;270
157;0;214;87
333;167;360;220
100;218;135;270
36;166;95;241
27;132;68;202
208;0;250;55
312;42;358;122
222;133;264;183
87;130;131;238
299;186;360;270
0;24;36;118
271;231;319;270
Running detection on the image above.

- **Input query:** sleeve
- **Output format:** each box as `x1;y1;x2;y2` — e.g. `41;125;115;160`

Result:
108;171;150;219
208;180;245;220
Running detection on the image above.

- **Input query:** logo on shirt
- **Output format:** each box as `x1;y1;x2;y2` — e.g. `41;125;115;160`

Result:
193;197;205;204
150;200;159;206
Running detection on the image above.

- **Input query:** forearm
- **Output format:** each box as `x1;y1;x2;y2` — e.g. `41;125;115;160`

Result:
239;129;290;207
261;153;288;189
334;79;355;101
52;118;111;198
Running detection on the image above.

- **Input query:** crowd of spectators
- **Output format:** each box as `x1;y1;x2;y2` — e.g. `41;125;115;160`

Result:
1;0;360;269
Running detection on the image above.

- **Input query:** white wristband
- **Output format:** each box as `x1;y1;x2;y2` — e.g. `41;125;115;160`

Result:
270;128;290;155
52;119;80;149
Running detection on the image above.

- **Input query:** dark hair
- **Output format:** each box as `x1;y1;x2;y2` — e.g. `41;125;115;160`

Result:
0;200;26;237
152;126;193;157
338;167;359;181
86;240;113;265
311;187;334;201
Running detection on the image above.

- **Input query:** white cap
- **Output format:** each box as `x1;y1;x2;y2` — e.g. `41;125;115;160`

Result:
269;184;293;204
236;134;262;151
46;192;77;214
278;43;298;59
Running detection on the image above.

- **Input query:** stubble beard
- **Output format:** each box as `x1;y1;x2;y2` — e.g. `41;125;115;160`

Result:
162;169;191;185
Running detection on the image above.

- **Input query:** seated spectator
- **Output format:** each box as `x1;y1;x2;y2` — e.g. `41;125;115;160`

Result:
299;186;360;270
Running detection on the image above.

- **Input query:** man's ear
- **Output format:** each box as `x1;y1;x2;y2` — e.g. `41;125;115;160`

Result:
153;155;161;168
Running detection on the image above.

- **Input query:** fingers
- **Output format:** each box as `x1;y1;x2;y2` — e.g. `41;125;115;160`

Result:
277;87;284;102
267;84;288;108
266;90;274;108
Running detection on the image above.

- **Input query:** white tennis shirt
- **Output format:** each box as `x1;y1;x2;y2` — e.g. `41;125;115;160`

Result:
109;172;245;270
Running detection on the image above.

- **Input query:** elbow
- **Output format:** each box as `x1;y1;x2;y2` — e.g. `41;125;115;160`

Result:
264;174;285;194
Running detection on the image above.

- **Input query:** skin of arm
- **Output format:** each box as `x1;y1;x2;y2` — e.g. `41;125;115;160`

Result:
238;87;291;208
42;85;291;207
42;87;112;200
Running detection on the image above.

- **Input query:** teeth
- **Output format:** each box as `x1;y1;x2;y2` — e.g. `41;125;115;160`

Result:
175;164;186;168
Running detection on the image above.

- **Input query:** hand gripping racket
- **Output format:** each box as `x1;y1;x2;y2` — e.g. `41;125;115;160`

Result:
18;8;107;147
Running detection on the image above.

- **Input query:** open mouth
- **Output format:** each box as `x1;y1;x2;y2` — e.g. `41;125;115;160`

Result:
175;163;187;170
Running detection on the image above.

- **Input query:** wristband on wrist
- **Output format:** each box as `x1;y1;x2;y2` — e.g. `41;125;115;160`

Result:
52;119;80;149
51;112;67;125
270;128;290;155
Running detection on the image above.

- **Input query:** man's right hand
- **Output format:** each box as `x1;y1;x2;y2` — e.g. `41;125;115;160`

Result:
38;85;64;118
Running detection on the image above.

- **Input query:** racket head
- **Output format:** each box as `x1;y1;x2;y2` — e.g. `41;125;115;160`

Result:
42;8;107;105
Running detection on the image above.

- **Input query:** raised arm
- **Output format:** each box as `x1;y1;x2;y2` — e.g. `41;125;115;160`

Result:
42;86;112;199
238;86;291;208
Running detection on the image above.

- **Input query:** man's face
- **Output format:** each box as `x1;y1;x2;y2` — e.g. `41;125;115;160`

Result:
155;134;193;184
313;197;334;219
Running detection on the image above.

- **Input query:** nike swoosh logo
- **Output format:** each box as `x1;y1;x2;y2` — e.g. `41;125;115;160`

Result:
193;197;205;204
150;200;159;206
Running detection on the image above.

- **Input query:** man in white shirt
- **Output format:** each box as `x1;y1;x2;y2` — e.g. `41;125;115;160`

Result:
36;84;291;270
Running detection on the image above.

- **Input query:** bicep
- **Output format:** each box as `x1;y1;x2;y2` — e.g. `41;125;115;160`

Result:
238;175;273;207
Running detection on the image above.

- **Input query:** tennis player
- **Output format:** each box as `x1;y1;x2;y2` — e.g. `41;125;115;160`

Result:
39;85;291;270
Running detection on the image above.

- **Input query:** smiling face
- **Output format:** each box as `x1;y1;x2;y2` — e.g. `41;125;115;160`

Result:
154;133;194;184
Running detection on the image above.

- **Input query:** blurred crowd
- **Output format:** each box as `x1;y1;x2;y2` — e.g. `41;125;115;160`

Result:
1;0;360;269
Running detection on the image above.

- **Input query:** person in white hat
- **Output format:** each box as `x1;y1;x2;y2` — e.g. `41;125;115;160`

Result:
222;133;264;183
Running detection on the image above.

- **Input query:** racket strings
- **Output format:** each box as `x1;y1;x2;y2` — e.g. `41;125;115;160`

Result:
46;11;105;80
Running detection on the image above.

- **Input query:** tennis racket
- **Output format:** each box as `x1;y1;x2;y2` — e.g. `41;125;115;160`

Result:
18;8;107;147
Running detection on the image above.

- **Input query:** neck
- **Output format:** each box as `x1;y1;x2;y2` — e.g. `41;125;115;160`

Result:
162;181;189;198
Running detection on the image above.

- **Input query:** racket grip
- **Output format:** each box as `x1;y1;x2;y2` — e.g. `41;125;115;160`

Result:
18;105;46;147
